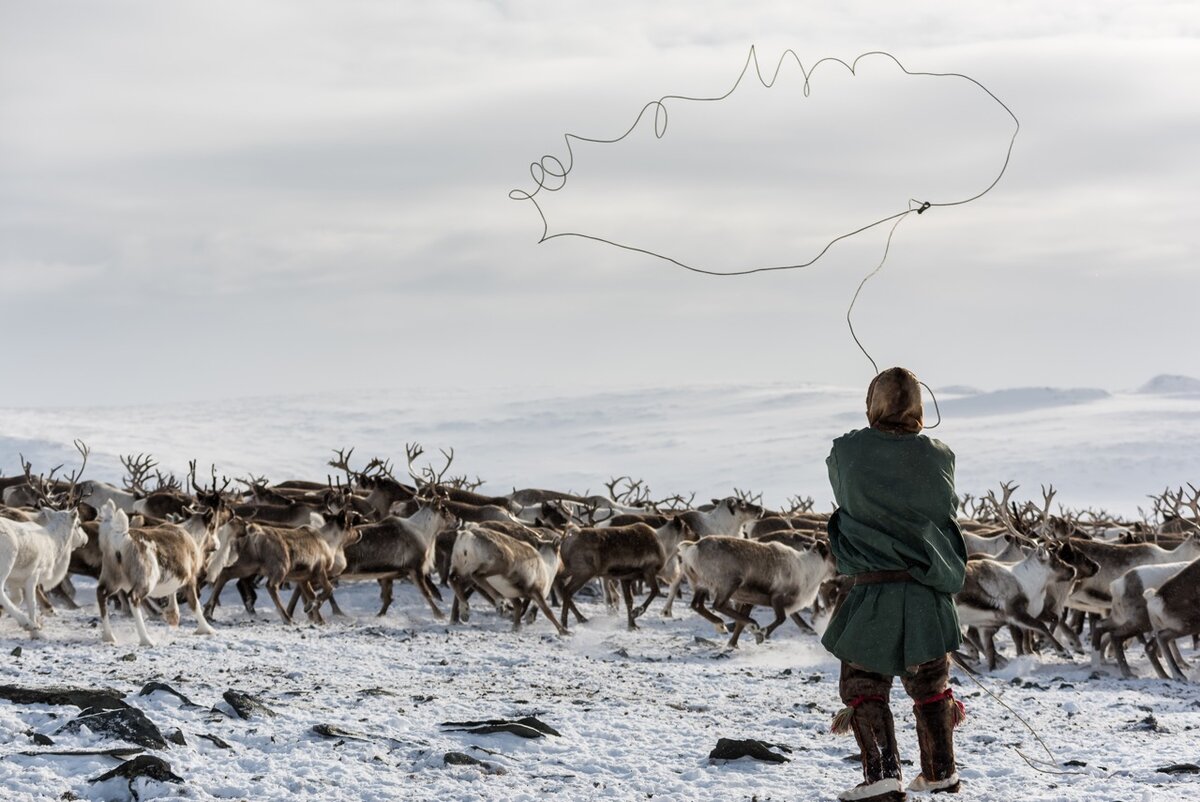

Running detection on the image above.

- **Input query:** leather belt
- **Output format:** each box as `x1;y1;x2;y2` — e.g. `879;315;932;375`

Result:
851;569;913;586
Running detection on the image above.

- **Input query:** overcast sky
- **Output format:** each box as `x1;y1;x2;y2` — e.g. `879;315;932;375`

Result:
2;1;1198;407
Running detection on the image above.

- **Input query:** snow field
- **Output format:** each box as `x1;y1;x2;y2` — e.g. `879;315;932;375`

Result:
1;579;1198;801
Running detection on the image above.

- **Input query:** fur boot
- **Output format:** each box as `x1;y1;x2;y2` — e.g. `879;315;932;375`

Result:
838;698;905;801
909;690;962;794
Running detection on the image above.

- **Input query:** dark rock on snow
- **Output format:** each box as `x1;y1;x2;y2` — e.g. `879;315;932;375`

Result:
57;707;169;750
709;737;792;763
444;751;506;775
440;716;560;739
139;682;199;708
222;689;277;719
0;684;128;712
90;755;183;785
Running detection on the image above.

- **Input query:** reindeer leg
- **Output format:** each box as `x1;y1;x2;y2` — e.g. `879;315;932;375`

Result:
449;577;471;623
1010;609;1071;659
187;580;216;636
52;576;80;610
661;573;686;618
377;578;394;616
1053;613;1084;654
326;588;348;618
982;627;999;671
558;576;590;626
36;585;56;617
23;576;43;636
203;573;230;621
129;593;155;647
633;568;660;619
511;596;523;631
1009;624;1026;656
531;591;568;636
164;591;181;627
1112;632;1134;679
790;611;815;634
267;583;294;625
1091;619;1109;665
690;590;728;634
1141;633;1170;679
412;568;444;620
96;581;116;644
1158;633;1188;681
763;598;789;640
713;595;760;641
285;584;304;619
1169;638;1190;670
425;574;444;603
235;578;259;616
307;577;332;625
727;603;754;648
621;579;638;630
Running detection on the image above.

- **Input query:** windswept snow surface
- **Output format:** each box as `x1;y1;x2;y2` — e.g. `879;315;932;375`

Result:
2;380;1200;800
1;581;1199;802
2;379;1199;515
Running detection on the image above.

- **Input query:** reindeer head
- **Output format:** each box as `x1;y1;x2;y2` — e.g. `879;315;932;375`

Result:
96;500;131;537
672;516;698;542
39;507;86;550
208;515;251;583
96;498;118;527
716;496;765;520
1052;540;1099;580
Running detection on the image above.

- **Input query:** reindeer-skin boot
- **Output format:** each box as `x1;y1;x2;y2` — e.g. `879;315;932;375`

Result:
834;696;906;801
909;689;962;794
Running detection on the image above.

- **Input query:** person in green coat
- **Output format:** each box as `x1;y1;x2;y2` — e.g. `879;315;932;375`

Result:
821;367;967;801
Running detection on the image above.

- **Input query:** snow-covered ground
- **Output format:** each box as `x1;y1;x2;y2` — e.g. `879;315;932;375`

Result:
3;376;1200;801
2;580;1199;802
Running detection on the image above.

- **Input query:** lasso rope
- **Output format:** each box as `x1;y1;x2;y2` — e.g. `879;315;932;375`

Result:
949;652;1096;777
509;46;1019;388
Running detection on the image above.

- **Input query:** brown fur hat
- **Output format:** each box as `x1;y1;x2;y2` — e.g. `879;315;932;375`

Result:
865;367;924;433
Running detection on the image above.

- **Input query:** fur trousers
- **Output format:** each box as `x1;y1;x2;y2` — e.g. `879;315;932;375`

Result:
837;655;961;794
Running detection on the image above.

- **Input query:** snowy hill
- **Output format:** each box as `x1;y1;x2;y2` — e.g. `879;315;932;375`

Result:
3;379;1199;516
1138;374;1200;395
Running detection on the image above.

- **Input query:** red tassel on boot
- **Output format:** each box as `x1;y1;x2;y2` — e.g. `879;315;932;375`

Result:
830;694;887;735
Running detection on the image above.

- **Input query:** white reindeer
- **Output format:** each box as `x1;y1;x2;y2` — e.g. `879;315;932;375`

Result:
0;509;87;637
95;499;216;646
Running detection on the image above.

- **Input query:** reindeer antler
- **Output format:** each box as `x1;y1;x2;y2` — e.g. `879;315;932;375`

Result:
120;453;158;496
328;447;357;485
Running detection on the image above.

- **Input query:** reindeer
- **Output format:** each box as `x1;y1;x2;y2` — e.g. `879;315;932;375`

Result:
448;523;565;634
660;497;765;616
954;545;1078;670
333;497;457;619
0;508;87;637
1093;561;1192;678
556;523;669;630
1144;556;1200;681
203;511;361;625
94;500;216;646
1064;532;1200;632
678;536;835;648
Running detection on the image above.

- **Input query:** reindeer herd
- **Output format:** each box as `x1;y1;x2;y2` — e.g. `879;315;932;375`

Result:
2;441;1200;682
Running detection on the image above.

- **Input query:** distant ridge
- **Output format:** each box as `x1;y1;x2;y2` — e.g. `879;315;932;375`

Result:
1138;374;1200;394
939;386;1109;417
938;385;982;395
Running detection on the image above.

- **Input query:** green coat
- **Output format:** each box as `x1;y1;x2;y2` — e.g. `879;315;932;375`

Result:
819;427;967;676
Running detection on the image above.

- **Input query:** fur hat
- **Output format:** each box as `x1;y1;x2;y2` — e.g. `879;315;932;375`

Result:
865;367;924;433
